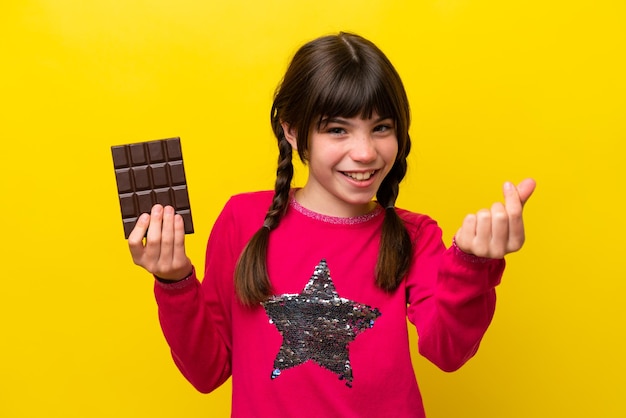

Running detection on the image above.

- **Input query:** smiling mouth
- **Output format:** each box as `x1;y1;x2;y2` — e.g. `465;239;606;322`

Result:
341;170;377;181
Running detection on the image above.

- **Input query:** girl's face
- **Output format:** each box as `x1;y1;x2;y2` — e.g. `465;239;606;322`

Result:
284;113;399;218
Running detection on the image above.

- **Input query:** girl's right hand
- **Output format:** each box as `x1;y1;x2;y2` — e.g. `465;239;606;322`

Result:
128;204;193;281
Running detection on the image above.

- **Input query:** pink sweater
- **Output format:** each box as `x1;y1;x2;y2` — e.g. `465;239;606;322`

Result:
154;191;505;417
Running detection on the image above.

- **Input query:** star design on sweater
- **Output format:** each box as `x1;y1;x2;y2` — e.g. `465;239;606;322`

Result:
261;259;381;387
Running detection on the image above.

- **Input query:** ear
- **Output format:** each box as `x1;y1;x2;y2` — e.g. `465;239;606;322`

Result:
281;121;298;150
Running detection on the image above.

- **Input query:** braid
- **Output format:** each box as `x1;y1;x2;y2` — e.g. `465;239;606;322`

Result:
234;113;294;306
264;116;295;228
375;156;412;291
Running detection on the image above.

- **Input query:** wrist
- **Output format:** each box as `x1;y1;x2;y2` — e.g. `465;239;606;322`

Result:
155;268;194;284
452;237;496;264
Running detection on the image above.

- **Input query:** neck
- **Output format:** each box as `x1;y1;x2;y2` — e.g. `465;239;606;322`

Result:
294;188;377;218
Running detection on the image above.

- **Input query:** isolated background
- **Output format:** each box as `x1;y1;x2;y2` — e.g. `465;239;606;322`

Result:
1;1;624;417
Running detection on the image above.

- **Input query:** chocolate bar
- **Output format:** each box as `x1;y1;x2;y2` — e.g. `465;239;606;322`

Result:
111;137;194;238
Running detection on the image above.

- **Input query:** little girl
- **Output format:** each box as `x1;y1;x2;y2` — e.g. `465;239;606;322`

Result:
128;32;535;417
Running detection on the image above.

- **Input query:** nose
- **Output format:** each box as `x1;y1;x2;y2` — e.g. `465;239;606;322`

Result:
350;135;377;163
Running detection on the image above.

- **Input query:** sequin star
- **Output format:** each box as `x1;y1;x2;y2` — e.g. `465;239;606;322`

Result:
262;259;381;387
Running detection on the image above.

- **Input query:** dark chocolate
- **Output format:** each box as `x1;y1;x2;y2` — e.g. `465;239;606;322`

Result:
111;137;194;238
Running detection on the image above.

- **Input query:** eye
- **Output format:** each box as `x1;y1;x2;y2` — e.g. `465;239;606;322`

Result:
326;127;347;135
373;123;394;133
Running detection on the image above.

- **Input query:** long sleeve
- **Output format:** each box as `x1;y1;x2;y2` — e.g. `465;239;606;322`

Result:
405;216;505;372
154;275;231;393
153;198;247;393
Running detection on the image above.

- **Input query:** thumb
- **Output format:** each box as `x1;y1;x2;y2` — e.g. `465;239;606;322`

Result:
516;178;537;206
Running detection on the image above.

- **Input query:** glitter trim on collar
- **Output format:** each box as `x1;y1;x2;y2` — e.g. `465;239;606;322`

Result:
290;197;383;225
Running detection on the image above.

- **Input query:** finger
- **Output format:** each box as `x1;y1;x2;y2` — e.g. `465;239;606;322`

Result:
503;181;523;217
144;204;164;259
159;206;176;267
455;214;477;253
128;213;150;263
473;209;492;256
516;178;537;206
502;182;528;251
489;202;508;259
170;214;192;277
173;213;187;258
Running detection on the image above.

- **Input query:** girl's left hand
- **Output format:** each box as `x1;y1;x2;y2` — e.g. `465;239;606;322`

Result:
454;178;536;259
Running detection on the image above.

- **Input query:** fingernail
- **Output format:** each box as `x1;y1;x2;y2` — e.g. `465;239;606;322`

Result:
504;181;513;191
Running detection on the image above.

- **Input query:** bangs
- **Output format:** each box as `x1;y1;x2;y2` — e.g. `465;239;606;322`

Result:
312;64;399;129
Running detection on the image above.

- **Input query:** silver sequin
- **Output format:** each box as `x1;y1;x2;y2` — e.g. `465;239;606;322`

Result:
262;259;381;387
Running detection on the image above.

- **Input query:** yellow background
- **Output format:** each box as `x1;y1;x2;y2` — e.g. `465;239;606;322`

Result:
1;0;624;417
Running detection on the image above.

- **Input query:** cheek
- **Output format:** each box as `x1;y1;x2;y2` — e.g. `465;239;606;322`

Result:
383;140;399;163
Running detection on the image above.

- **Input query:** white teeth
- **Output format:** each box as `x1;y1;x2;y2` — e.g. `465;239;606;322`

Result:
345;170;375;181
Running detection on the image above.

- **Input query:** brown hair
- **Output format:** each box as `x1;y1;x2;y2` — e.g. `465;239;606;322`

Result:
235;32;413;305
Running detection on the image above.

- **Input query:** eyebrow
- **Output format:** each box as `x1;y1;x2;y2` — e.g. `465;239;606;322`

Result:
319;115;393;127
